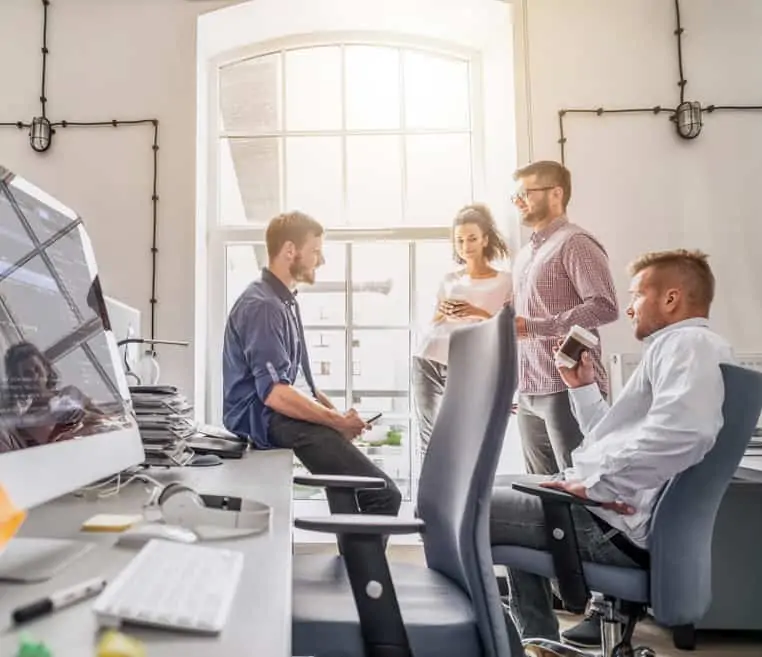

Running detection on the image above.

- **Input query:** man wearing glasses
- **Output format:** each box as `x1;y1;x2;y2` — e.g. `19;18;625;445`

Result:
507;160;618;647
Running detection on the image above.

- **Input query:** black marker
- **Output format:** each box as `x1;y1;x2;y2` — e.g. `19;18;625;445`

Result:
12;577;107;624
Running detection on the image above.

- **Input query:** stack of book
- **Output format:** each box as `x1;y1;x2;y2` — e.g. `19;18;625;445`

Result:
129;385;195;466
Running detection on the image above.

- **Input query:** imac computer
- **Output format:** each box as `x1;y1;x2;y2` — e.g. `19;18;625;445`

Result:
0;165;145;580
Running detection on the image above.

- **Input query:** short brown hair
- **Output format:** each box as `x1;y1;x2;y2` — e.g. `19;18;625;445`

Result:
628;249;715;308
452;203;509;264
513;160;572;209
265;211;324;259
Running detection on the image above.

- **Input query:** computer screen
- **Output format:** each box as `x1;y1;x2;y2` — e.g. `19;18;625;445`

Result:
0;165;143;510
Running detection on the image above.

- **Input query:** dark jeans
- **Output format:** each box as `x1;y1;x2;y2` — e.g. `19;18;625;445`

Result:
268;412;402;516
412;356;447;462
518;391;585;475
491;474;639;641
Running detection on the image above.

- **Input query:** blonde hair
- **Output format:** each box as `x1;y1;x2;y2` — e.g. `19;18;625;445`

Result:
628;249;715;308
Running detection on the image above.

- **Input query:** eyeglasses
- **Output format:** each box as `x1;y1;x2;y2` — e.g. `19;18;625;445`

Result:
510;186;555;204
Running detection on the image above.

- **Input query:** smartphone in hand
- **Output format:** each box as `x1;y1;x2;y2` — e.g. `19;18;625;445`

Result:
365;412;383;425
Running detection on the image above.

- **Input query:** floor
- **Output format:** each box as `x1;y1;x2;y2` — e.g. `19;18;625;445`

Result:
294;543;762;656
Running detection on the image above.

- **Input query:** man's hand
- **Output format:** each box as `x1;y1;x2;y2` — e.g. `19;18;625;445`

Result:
555;346;595;389
335;408;367;440
515;316;529;339
539;479;635;515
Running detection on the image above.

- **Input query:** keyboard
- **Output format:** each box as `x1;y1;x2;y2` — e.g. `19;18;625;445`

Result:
93;539;244;634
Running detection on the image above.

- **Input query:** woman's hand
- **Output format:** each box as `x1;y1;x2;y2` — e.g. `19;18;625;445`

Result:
445;300;491;319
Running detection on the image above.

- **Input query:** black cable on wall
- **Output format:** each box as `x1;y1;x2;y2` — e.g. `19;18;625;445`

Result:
0;0;161;342
556;0;762;164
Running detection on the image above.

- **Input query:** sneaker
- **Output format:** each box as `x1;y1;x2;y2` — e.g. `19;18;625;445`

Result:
561;609;602;648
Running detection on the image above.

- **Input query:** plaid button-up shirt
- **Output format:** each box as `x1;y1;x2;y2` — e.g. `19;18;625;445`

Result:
513;217;619;395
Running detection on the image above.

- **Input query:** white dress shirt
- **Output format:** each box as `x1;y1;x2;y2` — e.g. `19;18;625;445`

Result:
564;318;734;548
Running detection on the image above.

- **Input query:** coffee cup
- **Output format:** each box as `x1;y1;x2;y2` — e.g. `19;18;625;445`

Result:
555;325;598;369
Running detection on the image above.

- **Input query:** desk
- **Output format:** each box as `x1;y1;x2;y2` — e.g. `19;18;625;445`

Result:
0;450;294;657
736;453;762;483
693;457;762;631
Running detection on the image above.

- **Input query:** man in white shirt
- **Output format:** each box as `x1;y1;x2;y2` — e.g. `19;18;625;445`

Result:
491;249;734;642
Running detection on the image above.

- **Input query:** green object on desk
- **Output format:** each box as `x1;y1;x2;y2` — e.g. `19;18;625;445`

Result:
16;633;52;657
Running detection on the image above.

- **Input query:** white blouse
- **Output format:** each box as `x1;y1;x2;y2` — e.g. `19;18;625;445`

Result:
416;269;512;365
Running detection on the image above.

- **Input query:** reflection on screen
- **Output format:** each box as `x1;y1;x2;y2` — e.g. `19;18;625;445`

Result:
0;168;134;453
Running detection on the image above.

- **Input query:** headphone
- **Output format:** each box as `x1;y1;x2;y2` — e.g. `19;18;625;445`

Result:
155;482;272;540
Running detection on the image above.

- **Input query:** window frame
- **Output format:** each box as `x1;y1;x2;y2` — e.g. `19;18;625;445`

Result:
205;33;486;428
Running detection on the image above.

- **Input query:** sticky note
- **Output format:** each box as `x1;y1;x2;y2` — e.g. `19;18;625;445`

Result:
96;630;146;657
0;484;26;550
81;514;144;533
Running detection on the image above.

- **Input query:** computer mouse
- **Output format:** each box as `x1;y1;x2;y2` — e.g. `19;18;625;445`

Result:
116;523;198;548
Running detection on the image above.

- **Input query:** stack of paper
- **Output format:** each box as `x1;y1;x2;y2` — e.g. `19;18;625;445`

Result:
129;385;195;466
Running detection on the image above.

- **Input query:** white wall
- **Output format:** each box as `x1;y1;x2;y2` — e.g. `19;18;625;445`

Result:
517;0;762;357
2;0;761;402
0;0;234;396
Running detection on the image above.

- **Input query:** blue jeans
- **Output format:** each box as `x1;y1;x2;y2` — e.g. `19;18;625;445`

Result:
490;474;639;641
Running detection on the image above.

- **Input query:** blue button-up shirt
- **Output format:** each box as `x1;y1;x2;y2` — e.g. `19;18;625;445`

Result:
222;268;317;448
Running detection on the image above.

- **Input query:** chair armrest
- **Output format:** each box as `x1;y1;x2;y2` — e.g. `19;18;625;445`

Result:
295;514;425;535
511;482;592;613
293;474;387;489
512;482;603;507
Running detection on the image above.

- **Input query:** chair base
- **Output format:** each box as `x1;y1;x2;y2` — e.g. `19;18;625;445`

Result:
522;638;656;657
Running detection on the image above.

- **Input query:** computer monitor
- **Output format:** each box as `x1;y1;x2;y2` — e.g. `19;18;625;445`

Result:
0;165;144;514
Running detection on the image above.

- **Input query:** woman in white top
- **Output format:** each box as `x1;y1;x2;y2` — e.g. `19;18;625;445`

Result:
413;204;512;459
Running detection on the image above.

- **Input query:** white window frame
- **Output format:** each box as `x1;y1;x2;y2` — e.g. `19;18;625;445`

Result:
204;33;487;426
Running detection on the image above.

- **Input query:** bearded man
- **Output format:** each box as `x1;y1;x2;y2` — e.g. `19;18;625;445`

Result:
222;211;401;518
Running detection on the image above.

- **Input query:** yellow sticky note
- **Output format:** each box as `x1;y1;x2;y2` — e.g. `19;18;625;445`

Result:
0;484;25;550
81;514;143;533
96;630;146;657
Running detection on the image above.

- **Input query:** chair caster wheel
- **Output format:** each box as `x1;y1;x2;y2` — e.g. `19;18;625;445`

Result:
633;648;656;657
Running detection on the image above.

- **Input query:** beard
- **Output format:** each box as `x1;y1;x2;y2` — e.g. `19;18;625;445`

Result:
521;198;551;226
290;256;315;285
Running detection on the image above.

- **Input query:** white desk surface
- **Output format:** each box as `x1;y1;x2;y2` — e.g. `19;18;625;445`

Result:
737;454;762;483
0;449;294;657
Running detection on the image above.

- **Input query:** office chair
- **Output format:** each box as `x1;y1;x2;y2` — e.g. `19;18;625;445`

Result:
492;364;762;657
291;306;520;657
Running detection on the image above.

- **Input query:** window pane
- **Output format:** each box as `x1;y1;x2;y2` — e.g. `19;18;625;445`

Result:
345;46;400;130
225;244;267;312
352;242;409;326
304;329;345;391
219;138;281;225
285;137;342;225
219;53;281;133
404;51;470;130
350;393;410;417
413;240;454;342
405;134;472;225
352;329;409;393
285;47;342;131
356;422;411;497
298;242;346;326
346;136;403;227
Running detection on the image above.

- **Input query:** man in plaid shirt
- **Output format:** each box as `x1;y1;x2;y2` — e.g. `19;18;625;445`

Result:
510;160;619;646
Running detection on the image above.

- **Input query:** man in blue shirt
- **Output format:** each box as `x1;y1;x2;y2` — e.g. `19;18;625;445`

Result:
222;211;401;517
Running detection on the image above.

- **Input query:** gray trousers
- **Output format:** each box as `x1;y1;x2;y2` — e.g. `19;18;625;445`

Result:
412;356;447;461
518;391;585;475
491;474;638;640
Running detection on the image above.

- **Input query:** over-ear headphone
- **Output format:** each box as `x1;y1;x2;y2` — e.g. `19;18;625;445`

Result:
156;482;271;540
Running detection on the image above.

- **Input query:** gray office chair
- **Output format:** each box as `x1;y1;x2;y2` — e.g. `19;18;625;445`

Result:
291;306;520;657
492;363;762;657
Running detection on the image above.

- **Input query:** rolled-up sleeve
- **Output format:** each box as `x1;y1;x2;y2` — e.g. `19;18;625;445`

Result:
234;302;293;403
